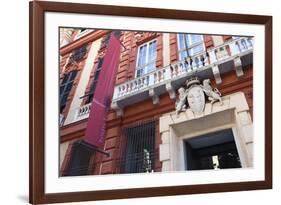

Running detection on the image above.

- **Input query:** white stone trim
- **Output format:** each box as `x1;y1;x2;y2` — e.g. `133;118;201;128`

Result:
162;33;170;67
159;92;253;171
64;38;102;125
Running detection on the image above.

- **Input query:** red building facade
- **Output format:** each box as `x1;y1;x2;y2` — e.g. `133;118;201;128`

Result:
59;29;253;176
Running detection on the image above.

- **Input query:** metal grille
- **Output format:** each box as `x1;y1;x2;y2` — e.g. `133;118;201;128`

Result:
119;120;156;174
63;141;95;176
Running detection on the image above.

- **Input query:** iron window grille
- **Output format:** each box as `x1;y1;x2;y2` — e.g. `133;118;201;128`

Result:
119;120;156;174
62;141;95;176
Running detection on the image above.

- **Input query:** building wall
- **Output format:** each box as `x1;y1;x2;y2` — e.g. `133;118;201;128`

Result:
93;65;253;174
64;38;102;125
59;30;253;175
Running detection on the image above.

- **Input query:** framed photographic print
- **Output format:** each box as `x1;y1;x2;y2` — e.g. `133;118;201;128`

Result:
29;1;272;204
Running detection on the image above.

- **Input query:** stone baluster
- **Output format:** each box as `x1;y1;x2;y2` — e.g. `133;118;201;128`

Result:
240;38;248;51
246;37;253;48
184;57;191;72
170;64;176;78
164;65;172;80
229;40;240;56
178;62;186;74
194;56;200;69
208;49;217;64
148;72;155;86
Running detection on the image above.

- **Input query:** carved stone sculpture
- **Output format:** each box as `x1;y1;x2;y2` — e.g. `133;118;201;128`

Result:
175;77;223;115
175;87;187;115
201;79;223;105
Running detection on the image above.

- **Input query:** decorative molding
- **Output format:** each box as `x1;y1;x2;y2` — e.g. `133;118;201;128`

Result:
234;56;244;77
165;82;176;99
111;101;124;117
212;65;222;84
159;92;253;171
149;88;159;104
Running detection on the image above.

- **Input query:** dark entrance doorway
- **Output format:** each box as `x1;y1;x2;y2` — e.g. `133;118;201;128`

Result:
184;129;242;170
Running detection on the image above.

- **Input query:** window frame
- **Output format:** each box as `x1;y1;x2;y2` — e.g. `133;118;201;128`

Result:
59;70;78;112
135;38;157;78
85;58;104;104
177;34;205;60
120;120;156;174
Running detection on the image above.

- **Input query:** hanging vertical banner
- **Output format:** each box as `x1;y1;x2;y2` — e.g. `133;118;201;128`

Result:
84;32;121;147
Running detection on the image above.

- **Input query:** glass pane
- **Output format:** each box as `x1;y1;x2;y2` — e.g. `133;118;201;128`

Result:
146;62;156;73
137;44;147;67
69;70;77;81
179;51;188;60
60;94;68;105
136;69;144;77
189;34;202;45
178;34;186;50
147;41;156;63
64;83;73;92
191;44;204;55
61;73;70;84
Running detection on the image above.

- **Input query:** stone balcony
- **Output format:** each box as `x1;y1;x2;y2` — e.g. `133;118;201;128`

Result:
73;103;92;122
110;37;253;116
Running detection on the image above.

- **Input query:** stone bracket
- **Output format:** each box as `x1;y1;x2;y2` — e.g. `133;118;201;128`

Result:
165;82;176;99
212;65;222;84
149;88;159;105
234;57;244;77
110;101;124;117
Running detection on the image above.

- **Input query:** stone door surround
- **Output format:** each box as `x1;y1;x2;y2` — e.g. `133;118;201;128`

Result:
159;92;253;172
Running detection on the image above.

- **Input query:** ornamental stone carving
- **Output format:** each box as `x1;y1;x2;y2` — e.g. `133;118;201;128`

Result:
175;77;223;115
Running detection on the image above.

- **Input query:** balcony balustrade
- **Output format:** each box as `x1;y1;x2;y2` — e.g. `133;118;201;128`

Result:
71;37;253;120
73;103;92;121
111;37;253;116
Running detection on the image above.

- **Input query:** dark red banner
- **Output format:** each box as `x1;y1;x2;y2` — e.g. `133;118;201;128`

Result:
84;33;121;147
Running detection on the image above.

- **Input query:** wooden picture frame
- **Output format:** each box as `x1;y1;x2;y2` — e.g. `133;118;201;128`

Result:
29;1;272;204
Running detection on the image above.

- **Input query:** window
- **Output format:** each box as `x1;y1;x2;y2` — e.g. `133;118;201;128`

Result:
178;34;205;60
63;141;95;176
85;58;104;104
60;70;78;113
120;120;156;174
135;40;157;77
101;33;111;48
70;45;87;62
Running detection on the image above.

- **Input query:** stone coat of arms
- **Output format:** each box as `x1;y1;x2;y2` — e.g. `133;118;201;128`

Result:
175;77;223;115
